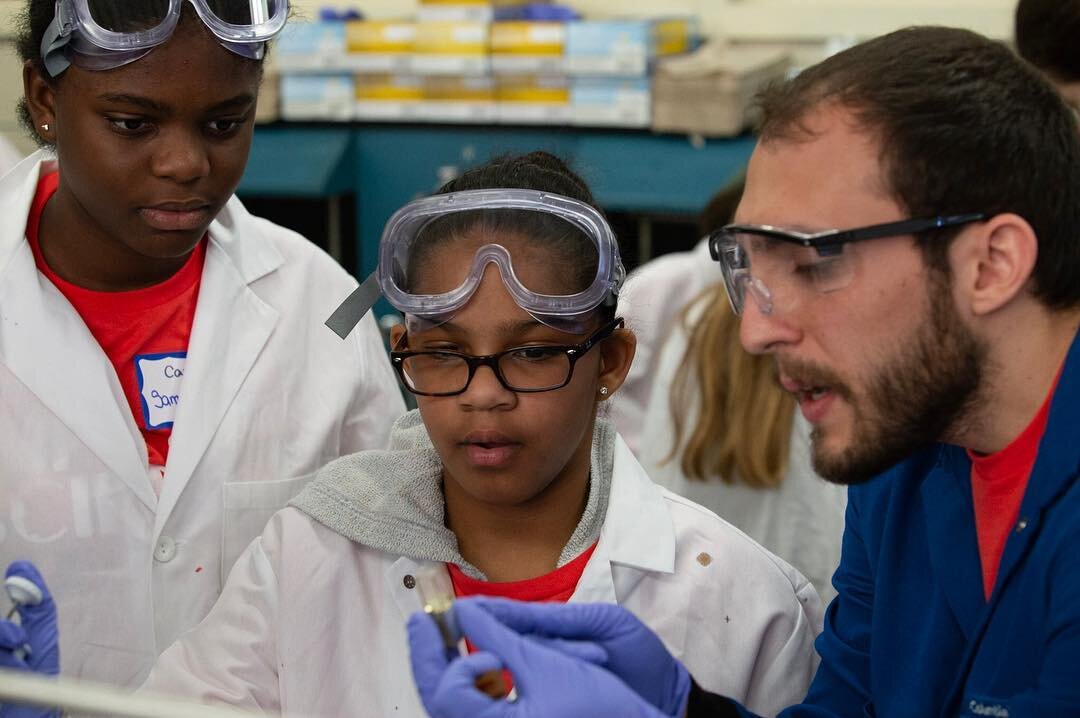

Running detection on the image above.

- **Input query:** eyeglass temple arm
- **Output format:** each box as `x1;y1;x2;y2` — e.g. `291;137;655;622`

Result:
812;213;987;255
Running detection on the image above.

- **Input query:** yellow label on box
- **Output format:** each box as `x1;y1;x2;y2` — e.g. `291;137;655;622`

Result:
355;74;423;101
497;76;569;103
491;22;565;56
413;21;488;55
653;19;692;56
424;76;495;101
345;21;415;53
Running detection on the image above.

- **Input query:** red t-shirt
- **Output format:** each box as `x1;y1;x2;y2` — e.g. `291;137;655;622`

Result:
448;542;598;603
968;377;1058;601
447;542;598;695
26;171;206;472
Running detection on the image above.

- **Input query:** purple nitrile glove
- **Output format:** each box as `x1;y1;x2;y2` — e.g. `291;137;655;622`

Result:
0;561;59;718
407;599;679;718
467;597;692;716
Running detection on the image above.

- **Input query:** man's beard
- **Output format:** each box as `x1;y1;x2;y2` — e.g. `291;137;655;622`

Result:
785;274;987;485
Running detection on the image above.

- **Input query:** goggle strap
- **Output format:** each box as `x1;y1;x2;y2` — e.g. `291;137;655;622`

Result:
41;15;72;77
325;270;381;340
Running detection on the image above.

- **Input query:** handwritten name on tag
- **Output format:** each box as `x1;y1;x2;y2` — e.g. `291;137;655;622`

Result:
136;352;187;429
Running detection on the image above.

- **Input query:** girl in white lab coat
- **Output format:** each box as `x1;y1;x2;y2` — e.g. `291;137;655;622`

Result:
145;152;823;718
0;0;404;689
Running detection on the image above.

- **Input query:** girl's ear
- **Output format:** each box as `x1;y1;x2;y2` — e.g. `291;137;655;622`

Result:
24;60;57;144
595;327;636;402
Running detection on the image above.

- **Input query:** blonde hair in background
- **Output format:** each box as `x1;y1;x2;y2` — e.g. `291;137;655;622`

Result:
665;283;796;488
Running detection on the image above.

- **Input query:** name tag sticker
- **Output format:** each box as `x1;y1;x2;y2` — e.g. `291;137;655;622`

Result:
135;352;187;429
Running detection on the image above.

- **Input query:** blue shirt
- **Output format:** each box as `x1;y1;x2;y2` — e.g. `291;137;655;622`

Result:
701;332;1080;718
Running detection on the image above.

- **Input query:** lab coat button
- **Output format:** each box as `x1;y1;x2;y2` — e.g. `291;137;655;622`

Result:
403;575;416;589
155;536;177;563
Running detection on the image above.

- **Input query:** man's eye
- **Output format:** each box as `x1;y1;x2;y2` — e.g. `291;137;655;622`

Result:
794;259;845;282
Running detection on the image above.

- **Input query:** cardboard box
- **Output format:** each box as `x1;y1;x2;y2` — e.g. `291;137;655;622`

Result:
571;76;650;128
566;18;694;77
354;74;424;121
411;21;491;75
280;74;355;121
274;21;347;72
344;21;415;73
651;44;790;136
490;21;565;74
496;74;570;124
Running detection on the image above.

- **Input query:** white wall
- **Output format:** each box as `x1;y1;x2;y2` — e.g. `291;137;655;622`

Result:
0;0;1016;151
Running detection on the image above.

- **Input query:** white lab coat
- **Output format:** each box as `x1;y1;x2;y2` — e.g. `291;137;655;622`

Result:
609;238;723;453
637;305;847;603
145;436;822;718
0;135;24;178
0;152;405;688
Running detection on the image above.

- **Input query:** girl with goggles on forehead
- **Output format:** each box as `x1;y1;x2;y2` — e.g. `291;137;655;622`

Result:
143;152;822;718
0;0;404;693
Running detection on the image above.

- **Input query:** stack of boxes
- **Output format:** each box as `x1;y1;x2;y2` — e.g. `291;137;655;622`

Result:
411;9;494;122
274;2;696;128
492;20;570;124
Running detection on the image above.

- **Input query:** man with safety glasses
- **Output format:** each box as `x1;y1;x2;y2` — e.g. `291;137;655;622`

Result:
407;25;1080;718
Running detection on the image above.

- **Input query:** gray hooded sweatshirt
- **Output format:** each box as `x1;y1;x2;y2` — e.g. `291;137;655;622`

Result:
289;409;616;579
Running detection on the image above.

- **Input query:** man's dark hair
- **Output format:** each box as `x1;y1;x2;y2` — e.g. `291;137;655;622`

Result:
1016;0;1080;82
755;26;1080;310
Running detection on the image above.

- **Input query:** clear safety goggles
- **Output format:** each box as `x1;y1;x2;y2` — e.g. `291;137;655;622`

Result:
326;189;625;339
41;0;288;77
709;213;986;315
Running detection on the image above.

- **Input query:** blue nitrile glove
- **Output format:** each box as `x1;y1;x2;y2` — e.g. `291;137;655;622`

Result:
0;562;59;718
468;597;691;715
407;599;681;718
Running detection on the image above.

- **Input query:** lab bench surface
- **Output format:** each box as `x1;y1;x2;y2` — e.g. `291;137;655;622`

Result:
239;123;755;278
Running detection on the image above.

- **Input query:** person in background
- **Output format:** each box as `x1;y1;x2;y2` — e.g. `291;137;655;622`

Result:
0;0;404;695
1015;0;1080;112
635;188;846;601
142;152;821;718
607;182;737;452
408;25;1080;717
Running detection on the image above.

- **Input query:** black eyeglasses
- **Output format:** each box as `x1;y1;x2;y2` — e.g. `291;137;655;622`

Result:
708;213;987;260
390;318;624;397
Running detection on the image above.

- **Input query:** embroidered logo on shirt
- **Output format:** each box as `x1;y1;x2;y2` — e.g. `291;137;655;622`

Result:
135;352;187;429
966;698;1010;718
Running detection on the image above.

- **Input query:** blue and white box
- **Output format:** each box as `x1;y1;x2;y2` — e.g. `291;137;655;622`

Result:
565;19;693;77
274;21;348;72
571;76;650;128
280;74;355;121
